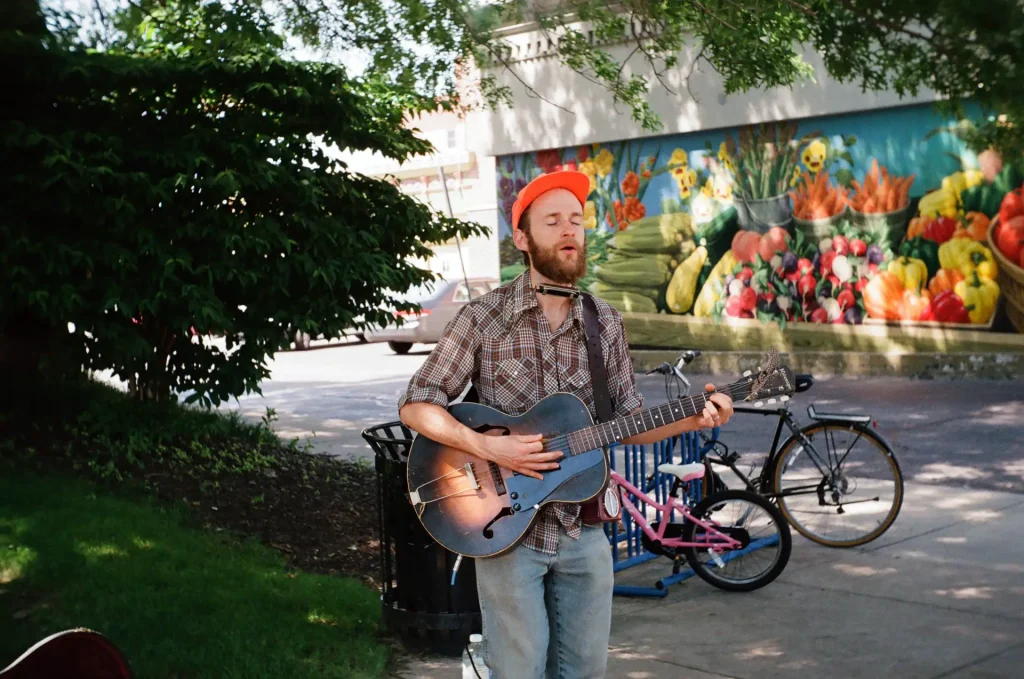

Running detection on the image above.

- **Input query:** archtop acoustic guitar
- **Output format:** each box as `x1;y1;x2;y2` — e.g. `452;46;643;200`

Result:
406;350;795;557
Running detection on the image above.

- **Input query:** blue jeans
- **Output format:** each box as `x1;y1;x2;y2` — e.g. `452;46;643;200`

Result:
474;525;614;679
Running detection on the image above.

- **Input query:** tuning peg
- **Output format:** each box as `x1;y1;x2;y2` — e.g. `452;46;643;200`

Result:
780;395;790;402
754;401;764;408
767;398;776;404
742;370;751;377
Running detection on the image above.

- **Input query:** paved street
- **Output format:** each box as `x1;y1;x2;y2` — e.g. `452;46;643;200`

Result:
209;338;1024;678
219;339;1024;494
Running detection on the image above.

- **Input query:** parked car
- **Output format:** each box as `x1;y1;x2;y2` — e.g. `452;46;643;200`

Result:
369;277;500;354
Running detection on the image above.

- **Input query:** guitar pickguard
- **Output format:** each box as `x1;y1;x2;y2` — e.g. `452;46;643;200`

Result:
504;448;606;509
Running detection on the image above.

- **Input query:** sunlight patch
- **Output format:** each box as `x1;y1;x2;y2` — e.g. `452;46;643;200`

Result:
913;463;988;483
307;610;338;627
1;565;23;584
737;643;784;660
0;546;36;583
78;542;129;559
935;586;994;600
963;509;1003;523
832;563;899;577
132;537;155;550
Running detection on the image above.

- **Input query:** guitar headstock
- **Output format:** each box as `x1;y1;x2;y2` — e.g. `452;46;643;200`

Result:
739;347;796;407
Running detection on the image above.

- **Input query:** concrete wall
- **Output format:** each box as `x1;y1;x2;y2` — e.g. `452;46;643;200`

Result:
474;29;940;157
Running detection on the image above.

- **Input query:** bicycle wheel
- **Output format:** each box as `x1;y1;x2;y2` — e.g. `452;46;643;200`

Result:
772;422;904;548
681;489;792;592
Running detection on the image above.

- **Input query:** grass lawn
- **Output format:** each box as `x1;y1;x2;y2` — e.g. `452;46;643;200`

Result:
0;469;389;678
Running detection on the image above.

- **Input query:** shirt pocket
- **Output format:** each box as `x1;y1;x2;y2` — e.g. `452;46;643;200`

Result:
492;356;539;414
560;361;595;418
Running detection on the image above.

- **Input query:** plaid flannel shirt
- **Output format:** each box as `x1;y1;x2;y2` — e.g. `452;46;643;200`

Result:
398;271;644;554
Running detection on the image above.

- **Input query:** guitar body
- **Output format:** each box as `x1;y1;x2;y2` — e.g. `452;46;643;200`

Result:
1;628;132;679
407;393;607;558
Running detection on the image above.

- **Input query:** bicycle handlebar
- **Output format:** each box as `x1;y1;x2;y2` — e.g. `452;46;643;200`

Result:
675;349;702;367
646;349;702;377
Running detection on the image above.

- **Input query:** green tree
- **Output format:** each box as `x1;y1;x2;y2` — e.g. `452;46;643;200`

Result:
62;0;1020;157
1;1;485;404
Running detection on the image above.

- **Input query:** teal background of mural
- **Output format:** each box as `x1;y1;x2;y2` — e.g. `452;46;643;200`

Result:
496;101;984;277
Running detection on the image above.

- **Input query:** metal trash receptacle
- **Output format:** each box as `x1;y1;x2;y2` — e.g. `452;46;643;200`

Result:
361;421;481;656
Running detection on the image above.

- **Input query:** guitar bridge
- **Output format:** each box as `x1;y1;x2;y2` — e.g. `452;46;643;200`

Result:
409;463;480;508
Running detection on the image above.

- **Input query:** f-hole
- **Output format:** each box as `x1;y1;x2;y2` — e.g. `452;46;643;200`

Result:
482;507;514;539
472;424;509;497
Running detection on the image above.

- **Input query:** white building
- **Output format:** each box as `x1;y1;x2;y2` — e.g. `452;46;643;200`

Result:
336;109;501;282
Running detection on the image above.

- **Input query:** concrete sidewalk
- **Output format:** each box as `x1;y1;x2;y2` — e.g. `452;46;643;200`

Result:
390;481;1024;679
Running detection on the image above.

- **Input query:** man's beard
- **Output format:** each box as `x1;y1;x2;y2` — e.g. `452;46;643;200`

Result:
526;234;588;285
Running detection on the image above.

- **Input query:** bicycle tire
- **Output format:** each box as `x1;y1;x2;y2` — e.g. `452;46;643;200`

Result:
681;489;792;592
771;421;904;548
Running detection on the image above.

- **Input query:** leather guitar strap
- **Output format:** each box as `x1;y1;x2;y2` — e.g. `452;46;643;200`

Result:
579;292;619;524
581;293;613;427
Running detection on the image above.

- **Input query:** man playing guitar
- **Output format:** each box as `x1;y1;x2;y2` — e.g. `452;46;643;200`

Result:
398;170;734;679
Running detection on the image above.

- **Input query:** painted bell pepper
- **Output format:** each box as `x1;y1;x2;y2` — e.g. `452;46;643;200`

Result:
953;272;1000;324
918;187;959;218
938;238;973;272
906;216;931;240
887;256;928;292
957;242;999;281
927;268;965;296
958;212;990;241
863;271;904;320
923;216;957;244
929;290;971;324
899;289;931;321
899;236;940;279
998;188;1024;226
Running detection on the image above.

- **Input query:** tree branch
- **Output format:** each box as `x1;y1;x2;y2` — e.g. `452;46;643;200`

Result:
628;13;677;96
683;43;708;102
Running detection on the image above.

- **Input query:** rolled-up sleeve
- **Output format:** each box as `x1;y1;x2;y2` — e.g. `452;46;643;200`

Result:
397;303;480;411
606;312;644;417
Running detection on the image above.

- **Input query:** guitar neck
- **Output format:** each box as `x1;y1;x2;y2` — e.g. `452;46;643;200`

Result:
566;380;751;454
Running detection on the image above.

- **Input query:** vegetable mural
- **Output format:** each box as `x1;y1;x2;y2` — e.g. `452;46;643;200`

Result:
497;104;1024;335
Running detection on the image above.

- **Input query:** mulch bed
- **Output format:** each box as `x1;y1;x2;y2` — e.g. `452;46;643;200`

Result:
145;448;384;588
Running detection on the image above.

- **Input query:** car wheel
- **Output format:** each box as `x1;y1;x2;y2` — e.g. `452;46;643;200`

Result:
388;341;413;355
294;329;312;350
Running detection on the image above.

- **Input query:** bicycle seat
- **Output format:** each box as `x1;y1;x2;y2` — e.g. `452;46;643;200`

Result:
795;374;814;393
807;404;871;424
657;463;705;483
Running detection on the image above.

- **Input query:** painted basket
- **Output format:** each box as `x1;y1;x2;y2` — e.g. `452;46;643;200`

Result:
849;202;912;250
735;193;792;233
986;217;1024;333
793;205;849;241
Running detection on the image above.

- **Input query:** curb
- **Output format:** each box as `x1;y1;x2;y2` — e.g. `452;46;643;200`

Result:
630;350;1024;379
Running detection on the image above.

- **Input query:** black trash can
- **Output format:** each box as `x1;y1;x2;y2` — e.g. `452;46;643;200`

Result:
361;421;482;656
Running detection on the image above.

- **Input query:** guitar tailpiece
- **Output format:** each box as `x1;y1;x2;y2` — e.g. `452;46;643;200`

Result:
407;463;480;508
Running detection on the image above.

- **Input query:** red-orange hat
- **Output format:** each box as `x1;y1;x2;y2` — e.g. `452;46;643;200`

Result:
511;170;591;231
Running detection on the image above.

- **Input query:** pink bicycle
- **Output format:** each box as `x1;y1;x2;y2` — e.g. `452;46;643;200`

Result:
610;461;792;592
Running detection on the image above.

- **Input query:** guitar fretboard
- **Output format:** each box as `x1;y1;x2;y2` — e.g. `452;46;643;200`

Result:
564;380;754;455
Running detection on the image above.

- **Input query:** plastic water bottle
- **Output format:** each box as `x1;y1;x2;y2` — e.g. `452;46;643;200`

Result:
461;633;490;679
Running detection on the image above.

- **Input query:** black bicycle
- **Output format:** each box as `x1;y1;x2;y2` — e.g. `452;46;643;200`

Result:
647;350;904;548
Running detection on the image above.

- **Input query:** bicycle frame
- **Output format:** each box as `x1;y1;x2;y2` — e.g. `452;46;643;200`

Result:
702;404;875;503
609;469;743;551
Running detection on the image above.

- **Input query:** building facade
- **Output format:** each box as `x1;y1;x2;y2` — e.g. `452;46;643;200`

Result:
469;22;1023;348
